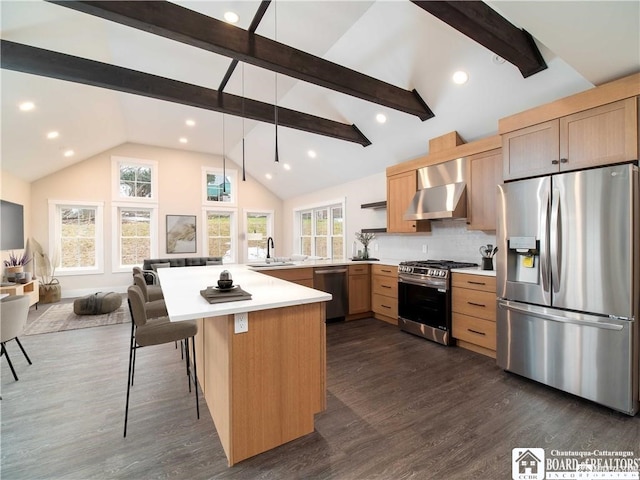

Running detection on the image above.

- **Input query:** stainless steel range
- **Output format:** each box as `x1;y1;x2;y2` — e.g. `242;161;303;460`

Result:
398;260;477;345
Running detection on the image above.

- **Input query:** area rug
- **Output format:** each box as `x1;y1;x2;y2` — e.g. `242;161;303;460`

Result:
24;301;130;336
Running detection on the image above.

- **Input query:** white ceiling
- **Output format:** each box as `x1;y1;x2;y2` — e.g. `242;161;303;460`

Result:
1;1;638;199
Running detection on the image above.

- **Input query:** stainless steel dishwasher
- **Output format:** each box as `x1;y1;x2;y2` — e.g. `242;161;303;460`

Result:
313;266;348;321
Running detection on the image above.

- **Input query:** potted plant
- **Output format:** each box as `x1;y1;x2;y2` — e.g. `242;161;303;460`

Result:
3;251;31;281
28;238;61;304
355;231;376;259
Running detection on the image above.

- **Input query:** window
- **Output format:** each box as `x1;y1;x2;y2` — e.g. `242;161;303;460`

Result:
202;167;237;206
112;156;158;202
49;200;103;275
295;200;345;260
204;209;236;263
244;210;273;261
112;205;158;272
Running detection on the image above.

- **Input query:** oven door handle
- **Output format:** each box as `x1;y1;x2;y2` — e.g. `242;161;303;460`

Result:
399;276;447;290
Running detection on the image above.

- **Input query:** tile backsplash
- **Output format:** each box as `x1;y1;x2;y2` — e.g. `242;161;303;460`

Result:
371;219;497;265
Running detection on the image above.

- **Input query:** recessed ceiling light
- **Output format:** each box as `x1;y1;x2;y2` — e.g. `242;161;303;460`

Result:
19;101;35;111
179;137;188;144
283;163;291;171
375;113;387;124
185;119;196;127
452;71;469;85
47;131;59;139
63;149;75;157
307;150;317;158
224;11;239;23
265;173;273;180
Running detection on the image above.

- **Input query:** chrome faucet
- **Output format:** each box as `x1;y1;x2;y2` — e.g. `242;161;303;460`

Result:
266;237;275;259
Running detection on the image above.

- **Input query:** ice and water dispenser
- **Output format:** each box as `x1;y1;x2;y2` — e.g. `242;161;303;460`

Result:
505;236;540;284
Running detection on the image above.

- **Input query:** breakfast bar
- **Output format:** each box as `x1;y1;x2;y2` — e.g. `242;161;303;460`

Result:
157;265;331;466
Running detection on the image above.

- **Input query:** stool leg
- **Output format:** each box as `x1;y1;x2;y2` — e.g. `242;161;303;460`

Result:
124;320;135;437
1;342;18;381
185;339;192;393
191;336;200;419
14;337;32;365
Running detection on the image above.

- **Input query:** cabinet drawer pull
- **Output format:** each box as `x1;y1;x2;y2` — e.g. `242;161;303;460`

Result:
467;328;486;336
381;269;392;273
467;301;486;308
467;281;486;286
551;159;559;165
560;158;568;163
381;285;392;289
381;304;391;309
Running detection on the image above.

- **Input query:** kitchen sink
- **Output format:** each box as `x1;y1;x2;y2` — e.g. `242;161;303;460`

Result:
247;262;296;268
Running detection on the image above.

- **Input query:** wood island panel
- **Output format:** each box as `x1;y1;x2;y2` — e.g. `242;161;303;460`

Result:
201;302;326;466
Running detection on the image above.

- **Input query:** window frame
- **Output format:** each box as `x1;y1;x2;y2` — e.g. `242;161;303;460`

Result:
202;166;238;207
111;202;159;273
293;198;346;260
111;156;158;204
201;207;237;264
243;209;274;262
48;200;104;276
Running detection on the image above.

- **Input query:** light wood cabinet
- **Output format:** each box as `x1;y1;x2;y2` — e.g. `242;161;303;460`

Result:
371;264;398;325
387;171;430;234
0;279;39;307
466;148;502;231
503;98;638;181
347;264;370;317
451;273;496;358
260;267;314;288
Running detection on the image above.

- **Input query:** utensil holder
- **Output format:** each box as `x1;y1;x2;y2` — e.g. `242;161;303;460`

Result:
481;257;493;271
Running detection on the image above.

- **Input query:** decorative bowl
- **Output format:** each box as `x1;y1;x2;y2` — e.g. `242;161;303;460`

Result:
217;279;233;289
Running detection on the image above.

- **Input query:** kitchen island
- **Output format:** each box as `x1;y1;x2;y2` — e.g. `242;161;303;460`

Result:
158;265;331;466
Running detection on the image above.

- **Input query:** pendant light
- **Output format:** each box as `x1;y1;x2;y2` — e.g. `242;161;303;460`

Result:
222;113;226;195
273;0;279;163
241;62;246;181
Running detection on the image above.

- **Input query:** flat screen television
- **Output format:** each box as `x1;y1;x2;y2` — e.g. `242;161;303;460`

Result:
1;199;25;250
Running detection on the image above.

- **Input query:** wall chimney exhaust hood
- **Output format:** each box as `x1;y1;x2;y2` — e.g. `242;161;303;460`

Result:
403;158;467;221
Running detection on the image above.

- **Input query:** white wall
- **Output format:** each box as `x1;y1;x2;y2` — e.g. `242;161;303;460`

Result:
282;171;496;265
30;143;283;297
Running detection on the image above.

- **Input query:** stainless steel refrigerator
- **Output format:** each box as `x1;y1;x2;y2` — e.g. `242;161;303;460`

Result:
496;162;639;415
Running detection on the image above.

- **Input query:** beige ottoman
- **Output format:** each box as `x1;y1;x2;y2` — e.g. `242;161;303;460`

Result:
73;292;122;315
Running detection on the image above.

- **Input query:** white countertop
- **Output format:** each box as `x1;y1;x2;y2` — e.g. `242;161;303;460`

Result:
450;267;496;277
158;265;332;322
245;258;401;271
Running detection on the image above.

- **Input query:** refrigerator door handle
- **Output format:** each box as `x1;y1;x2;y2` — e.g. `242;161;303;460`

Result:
498;300;625;331
540;189;551;293
549;188;561;293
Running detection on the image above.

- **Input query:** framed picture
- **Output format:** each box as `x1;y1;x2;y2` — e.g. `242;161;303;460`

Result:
166;215;197;254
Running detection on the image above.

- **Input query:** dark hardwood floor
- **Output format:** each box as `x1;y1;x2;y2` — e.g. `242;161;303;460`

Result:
2;313;638;479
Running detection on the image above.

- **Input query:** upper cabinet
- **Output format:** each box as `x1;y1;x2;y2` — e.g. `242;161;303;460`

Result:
466;148;502;231
503;98;638;180
387;170;430;233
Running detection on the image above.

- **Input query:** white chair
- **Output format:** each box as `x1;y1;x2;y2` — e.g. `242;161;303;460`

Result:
1;295;32;381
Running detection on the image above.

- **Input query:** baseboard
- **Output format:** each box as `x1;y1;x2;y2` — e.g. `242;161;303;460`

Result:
61;285;129;299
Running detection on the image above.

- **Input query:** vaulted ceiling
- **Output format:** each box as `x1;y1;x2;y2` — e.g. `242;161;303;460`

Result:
2;1;639;199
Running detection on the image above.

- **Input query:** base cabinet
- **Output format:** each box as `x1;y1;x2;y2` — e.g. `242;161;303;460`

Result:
452;273;496;358
371;264;398;325
347;264;370;317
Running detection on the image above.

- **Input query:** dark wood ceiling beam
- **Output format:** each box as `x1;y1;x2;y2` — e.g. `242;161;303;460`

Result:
218;0;271;92
0;40;371;146
411;1;547;78
46;0;434;121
